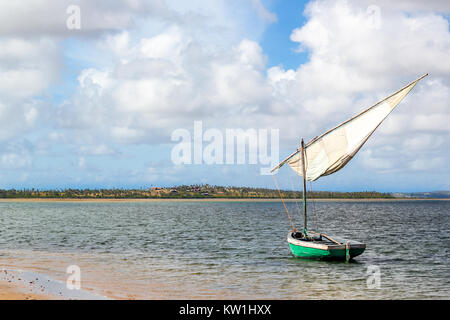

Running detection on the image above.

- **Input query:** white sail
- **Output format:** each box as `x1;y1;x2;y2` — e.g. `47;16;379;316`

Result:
271;74;428;181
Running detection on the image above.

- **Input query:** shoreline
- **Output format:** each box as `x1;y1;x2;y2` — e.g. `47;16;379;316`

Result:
0;279;49;300
0;197;447;203
0;266;110;300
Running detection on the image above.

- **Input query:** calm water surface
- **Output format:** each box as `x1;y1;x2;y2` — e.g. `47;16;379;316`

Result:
0;200;448;299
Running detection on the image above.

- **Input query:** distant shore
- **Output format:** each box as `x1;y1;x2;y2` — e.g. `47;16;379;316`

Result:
0;197;447;202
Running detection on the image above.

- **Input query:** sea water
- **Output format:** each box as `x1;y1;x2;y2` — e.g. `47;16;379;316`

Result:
0;200;448;299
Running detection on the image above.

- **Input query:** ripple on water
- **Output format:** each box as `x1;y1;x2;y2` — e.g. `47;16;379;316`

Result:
0;200;448;299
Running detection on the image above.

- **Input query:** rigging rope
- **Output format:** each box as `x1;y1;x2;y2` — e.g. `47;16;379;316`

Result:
288;173;302;224
309;181;316;231
272;174;296;232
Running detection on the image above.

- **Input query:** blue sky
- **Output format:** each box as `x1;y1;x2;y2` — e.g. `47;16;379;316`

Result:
0;0;449;192
261;0;309;69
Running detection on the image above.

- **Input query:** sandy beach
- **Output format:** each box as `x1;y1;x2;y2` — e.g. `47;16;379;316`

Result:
0;263;112;300
0;279;48;300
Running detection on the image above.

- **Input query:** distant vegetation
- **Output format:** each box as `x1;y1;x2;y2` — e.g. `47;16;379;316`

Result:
0;185;397;199
392;191;450;199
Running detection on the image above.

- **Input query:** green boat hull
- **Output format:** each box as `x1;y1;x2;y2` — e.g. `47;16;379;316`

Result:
288;243;365;260
287;232;366;260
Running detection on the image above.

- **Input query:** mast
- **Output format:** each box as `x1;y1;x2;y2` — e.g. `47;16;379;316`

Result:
300;139;307;234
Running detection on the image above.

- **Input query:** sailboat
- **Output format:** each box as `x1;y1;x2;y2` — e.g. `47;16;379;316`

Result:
271;74;428;261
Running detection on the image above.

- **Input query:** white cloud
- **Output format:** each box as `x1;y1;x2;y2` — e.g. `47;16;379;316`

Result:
356;0;450;13
1;153;32;169
360;147;399;171
277;0;450;172
78;157;86;169
0;35;60;145
0;0;171;37
0;141;33;169
251;0;278;23
0;0;449;188
53;0;449;179
78;144;118;156
56;26;276;145
0;38;60;89
0;99;45;141
402;134;445;151
409;157;445;171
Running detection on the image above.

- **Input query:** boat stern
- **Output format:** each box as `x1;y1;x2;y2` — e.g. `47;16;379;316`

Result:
287;232;366;260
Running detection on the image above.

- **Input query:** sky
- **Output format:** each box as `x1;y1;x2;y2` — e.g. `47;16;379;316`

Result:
0;0;449;192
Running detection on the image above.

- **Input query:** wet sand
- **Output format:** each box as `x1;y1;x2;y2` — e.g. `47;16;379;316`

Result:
0;279;49;300
0;265;110;300
0;250;247;300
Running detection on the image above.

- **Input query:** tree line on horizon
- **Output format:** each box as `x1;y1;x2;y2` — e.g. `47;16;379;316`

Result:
0;185;395;199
